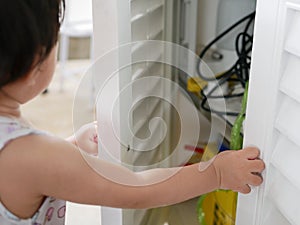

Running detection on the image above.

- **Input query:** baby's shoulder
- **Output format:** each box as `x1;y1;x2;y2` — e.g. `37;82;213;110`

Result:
0;133;73;170
0;133;78;189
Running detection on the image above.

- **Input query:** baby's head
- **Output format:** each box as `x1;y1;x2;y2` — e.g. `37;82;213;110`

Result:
0;0;65;95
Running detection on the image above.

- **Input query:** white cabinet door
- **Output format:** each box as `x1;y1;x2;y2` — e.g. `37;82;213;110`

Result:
92;1;124;224
92;1;174;225
236;0;300;224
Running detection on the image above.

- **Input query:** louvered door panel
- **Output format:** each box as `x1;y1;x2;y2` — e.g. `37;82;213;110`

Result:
92;0;174;224
264;168;300;224
122;1;168;225
128;0;166;168
236;1;300;224
280;54;300;101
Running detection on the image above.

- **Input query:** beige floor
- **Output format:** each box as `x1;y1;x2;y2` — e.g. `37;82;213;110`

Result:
22;60;93;138
22;60;101;225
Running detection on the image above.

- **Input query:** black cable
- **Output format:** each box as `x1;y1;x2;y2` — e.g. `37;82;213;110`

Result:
197;11;255;81
197;11;256;118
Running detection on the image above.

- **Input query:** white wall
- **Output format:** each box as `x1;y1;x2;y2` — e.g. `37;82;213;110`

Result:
65;0;93;23
196;0;219;51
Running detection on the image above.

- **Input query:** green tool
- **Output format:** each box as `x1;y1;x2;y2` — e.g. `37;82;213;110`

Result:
230;82;249;150
197;82;249;224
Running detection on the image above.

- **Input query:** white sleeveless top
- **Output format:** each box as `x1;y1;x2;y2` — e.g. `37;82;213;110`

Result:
0;116;66;225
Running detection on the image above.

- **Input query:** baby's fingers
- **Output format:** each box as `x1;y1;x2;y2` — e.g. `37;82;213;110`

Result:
242;147;261;159
247;173;263;186
238;184;251;194
248;159;265;173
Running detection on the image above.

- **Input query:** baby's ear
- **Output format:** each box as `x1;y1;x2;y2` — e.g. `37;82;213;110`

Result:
22;66;39;86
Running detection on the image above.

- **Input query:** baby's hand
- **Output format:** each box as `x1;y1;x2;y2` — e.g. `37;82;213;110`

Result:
212;147;265;194
69;122;98;155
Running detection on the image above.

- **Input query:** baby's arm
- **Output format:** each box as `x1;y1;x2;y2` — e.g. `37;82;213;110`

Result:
11;135;264;209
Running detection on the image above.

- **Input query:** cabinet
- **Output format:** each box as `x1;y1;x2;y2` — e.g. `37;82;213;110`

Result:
92;1;189;225
236;0;300;224
91;0;300;224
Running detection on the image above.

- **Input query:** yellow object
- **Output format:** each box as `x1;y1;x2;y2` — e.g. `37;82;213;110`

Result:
187;77;207;94
202;142;219;161
200;190;237;225
198;141;237;225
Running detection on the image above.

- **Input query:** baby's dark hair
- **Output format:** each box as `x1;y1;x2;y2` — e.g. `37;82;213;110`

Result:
0;0;65;87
